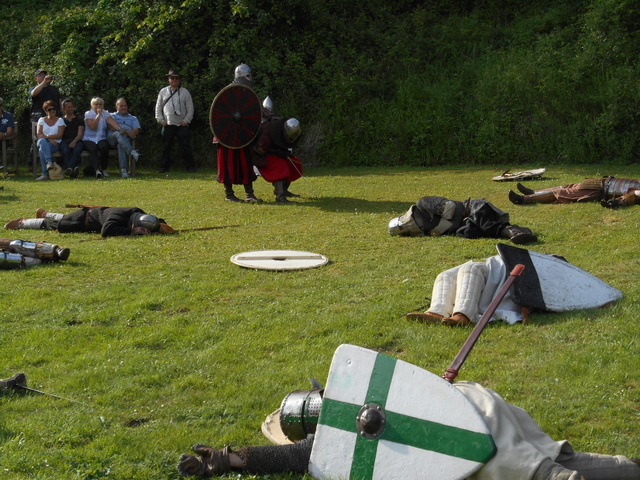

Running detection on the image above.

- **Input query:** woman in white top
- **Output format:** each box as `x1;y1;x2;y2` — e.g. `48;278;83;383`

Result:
36;99;65;181
82;97;119;178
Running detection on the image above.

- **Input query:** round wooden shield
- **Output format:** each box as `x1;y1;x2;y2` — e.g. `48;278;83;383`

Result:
209;84;262;148
230;250;328;271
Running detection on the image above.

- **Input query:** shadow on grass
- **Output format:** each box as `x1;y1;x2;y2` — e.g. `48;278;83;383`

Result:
305;196;409;214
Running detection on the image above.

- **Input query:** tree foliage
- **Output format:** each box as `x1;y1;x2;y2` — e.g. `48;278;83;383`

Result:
1;0;638;166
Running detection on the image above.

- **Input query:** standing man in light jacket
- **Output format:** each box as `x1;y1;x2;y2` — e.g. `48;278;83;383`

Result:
154;69;196;173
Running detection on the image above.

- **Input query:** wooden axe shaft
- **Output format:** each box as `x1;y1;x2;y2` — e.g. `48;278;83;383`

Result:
443;264;525;383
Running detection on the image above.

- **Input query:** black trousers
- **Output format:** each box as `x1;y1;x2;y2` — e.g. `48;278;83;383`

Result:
161;125;195;170
83;139;109;171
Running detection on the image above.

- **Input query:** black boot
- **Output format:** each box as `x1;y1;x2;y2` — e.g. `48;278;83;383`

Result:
517;182;535;195
283;181;300;198
501;225;538;244
243;184;263;203
509;190;524;205
274;181;294;203
224;183;241;202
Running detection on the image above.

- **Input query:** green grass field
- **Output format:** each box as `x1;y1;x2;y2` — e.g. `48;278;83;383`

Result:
1;165;638;479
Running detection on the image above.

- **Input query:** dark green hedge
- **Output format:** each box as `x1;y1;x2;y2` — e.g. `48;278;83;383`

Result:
2;0;638;166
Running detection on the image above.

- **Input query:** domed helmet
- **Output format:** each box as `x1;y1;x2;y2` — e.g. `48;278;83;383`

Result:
234;63;253;87
283;118;301;144
387;206;423;236
131;212;161;232
262;96;275;120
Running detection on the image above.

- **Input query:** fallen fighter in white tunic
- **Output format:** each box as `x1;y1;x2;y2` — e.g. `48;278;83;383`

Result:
176;380;640;479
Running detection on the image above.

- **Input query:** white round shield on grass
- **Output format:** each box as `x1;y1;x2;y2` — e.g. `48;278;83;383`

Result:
230;250;328;271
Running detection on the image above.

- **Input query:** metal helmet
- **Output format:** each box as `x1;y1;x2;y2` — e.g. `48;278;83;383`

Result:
283;118;301;144
262;96;275;120
131;213;161;232
387;205;424;236
278;387;324;442
234;63;253;87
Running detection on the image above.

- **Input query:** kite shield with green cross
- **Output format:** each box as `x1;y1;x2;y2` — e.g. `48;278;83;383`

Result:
308;345;496;480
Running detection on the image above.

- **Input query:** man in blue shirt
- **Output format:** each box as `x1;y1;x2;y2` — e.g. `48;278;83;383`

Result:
107;97;141;178
0;97;15;140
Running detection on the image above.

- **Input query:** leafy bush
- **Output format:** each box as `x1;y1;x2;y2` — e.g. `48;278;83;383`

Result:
2;0;639;166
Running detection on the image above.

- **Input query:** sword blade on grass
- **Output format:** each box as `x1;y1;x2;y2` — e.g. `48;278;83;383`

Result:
15;384;89;406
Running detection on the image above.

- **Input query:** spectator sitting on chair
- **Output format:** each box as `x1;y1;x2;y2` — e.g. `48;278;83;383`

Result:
0;97;15;141
35;100;65;181
29;69;61;121
82;97;120;179
58;98;84;179
107;97;141;178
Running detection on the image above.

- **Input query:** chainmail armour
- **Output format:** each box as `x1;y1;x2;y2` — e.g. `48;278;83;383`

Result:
236;437;313;474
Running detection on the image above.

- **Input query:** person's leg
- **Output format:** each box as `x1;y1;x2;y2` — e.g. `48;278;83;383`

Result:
422;265;460;319
83;140;102;175
108;131;133;171
243;182;263;203
176;126;196;171
177;438;313;477
37;138;53;176
70;143;83;176
58;140;71;169
160;125;176;171
98;139;110;173
224;180;240;202
557;452;640;480
509;189;558;205
442;261;488;326
532;458;583;480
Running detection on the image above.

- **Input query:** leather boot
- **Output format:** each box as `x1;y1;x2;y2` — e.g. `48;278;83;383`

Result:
224;183;241;202
511;190;557;205
501;225;538;244
243;184;263;203
406;312;443;323
274;181;294;203
442;313;471;327
4;218;25;229
283;181;300;197
36;208;47;218
601;192;638;209
517;182;535;195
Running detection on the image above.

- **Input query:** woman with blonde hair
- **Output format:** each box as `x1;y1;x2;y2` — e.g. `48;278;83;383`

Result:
82;97;119;178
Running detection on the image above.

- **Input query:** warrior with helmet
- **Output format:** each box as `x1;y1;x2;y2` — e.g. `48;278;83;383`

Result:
4;207;174;237
176;354;640;480
508;176;640;208
252;116;303;203
214;64;262;203
388;196;538;244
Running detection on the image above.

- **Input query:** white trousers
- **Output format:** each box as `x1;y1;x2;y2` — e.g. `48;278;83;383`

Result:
427;261;488;320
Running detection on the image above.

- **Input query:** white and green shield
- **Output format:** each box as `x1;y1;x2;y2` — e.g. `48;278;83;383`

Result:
308;345;496;480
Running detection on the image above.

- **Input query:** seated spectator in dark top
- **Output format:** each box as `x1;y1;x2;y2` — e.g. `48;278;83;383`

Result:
0;97;15;142
58;98;84;178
